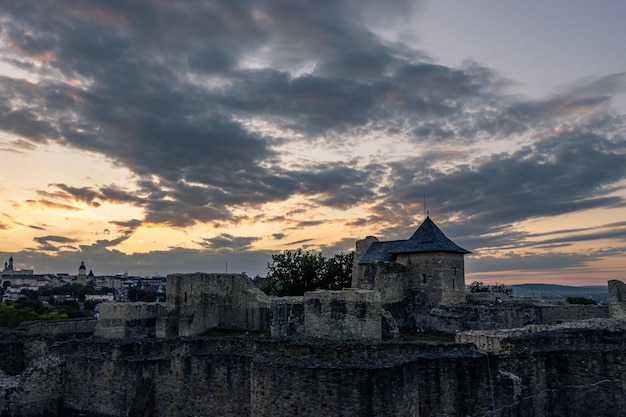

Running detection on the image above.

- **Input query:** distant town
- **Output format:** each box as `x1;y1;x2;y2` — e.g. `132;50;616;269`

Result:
1;255;166;305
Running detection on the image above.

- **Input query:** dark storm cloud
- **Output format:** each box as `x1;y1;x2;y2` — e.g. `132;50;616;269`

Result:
34;236;76;244
31;235;78;252
467;252;593;273
376;127;626;234
197;234;260;251
0;0;625;280
285;238;315;246
0;0;500;227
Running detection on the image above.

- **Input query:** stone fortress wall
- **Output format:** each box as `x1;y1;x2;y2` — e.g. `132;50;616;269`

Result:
3;274;626;417
4;216;625;416
3;319;626;417
159;272;271;337
456;279;626;353
94;271;611;341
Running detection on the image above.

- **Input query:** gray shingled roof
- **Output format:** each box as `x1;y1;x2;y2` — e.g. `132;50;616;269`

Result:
358;217;470;264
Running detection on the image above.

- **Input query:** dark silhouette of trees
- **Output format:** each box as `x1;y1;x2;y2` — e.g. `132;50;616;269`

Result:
468;281;512;296
566;296;597;305
265;249;354;296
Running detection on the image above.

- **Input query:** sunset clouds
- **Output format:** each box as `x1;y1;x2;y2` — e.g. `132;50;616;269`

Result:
0;0;625;282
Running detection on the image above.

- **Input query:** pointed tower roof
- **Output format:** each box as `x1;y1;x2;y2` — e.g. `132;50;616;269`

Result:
401;216;471;254
358;216;470;264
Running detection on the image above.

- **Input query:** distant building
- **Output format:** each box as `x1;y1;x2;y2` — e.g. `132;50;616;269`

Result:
1;256;34;278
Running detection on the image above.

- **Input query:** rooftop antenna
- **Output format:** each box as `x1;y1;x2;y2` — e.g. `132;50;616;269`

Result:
423;194;428;217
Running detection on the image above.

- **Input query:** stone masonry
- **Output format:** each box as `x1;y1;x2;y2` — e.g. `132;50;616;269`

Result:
3;324;626;417
303;290;381;340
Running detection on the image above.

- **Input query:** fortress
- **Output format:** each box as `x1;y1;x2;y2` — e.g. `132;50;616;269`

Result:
1;217;626;416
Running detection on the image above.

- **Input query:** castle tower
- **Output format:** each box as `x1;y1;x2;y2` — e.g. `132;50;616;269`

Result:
352;216;471;327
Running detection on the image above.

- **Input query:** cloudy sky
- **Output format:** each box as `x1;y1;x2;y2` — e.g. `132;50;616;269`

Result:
0;0;625;285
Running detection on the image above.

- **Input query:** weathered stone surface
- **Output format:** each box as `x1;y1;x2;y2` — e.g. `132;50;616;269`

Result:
96;273;271;339
3;322;626;417
164;272;271;337
427;300;610;332
95;302;165;339
304;290;381;340
609;279;626;319
3;326;626;417
16;318;97;336
270;296;304;338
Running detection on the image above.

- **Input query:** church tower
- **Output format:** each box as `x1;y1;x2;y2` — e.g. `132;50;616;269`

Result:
78;261;87;285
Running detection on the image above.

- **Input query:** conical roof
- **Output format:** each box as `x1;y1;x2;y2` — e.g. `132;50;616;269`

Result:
358;216;470;264
401;216;471;254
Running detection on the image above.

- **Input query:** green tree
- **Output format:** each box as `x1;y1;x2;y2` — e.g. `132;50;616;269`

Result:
566;296;597;305
0;304;42;328
468;281;490;293
468;281;512;296
265;249;354;296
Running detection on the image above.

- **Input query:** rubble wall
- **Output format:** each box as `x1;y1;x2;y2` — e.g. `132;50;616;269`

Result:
165;273;271;336
15;318;97;336
94;302;166;339
608;279;626;319
3;329;626;417
427;302;609;332
304;290;381;340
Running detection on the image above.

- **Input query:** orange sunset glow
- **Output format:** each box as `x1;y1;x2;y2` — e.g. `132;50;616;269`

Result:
0;1;625;285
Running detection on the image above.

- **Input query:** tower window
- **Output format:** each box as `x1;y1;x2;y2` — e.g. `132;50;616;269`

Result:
452;279;455;289
422;274;427;284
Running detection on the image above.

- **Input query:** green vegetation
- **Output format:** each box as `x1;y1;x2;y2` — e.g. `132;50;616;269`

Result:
468;281;512;296
264;249;354;296
0;299;70;328
566;296;597;305
0;284;115;328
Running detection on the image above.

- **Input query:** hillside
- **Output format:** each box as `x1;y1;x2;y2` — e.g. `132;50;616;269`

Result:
509;283;608;303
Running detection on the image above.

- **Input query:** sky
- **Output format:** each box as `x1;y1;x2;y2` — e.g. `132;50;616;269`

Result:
0;0;625;285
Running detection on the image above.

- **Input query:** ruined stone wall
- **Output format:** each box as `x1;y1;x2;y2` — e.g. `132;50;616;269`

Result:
426;301;610;333
354;262;406;304
94;302;166;339
351;236;378;286
15;318;97;336
539;304;610;323
270;297;304;338
608;279;626;319
492;322;626;416
3;328;626;417
165;273;271;336
304;290;381;340
61;339;252;417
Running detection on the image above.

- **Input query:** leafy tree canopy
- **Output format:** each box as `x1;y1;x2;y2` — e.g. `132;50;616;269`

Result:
468;281;512;296
265;249;354;296
566;296;597;305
